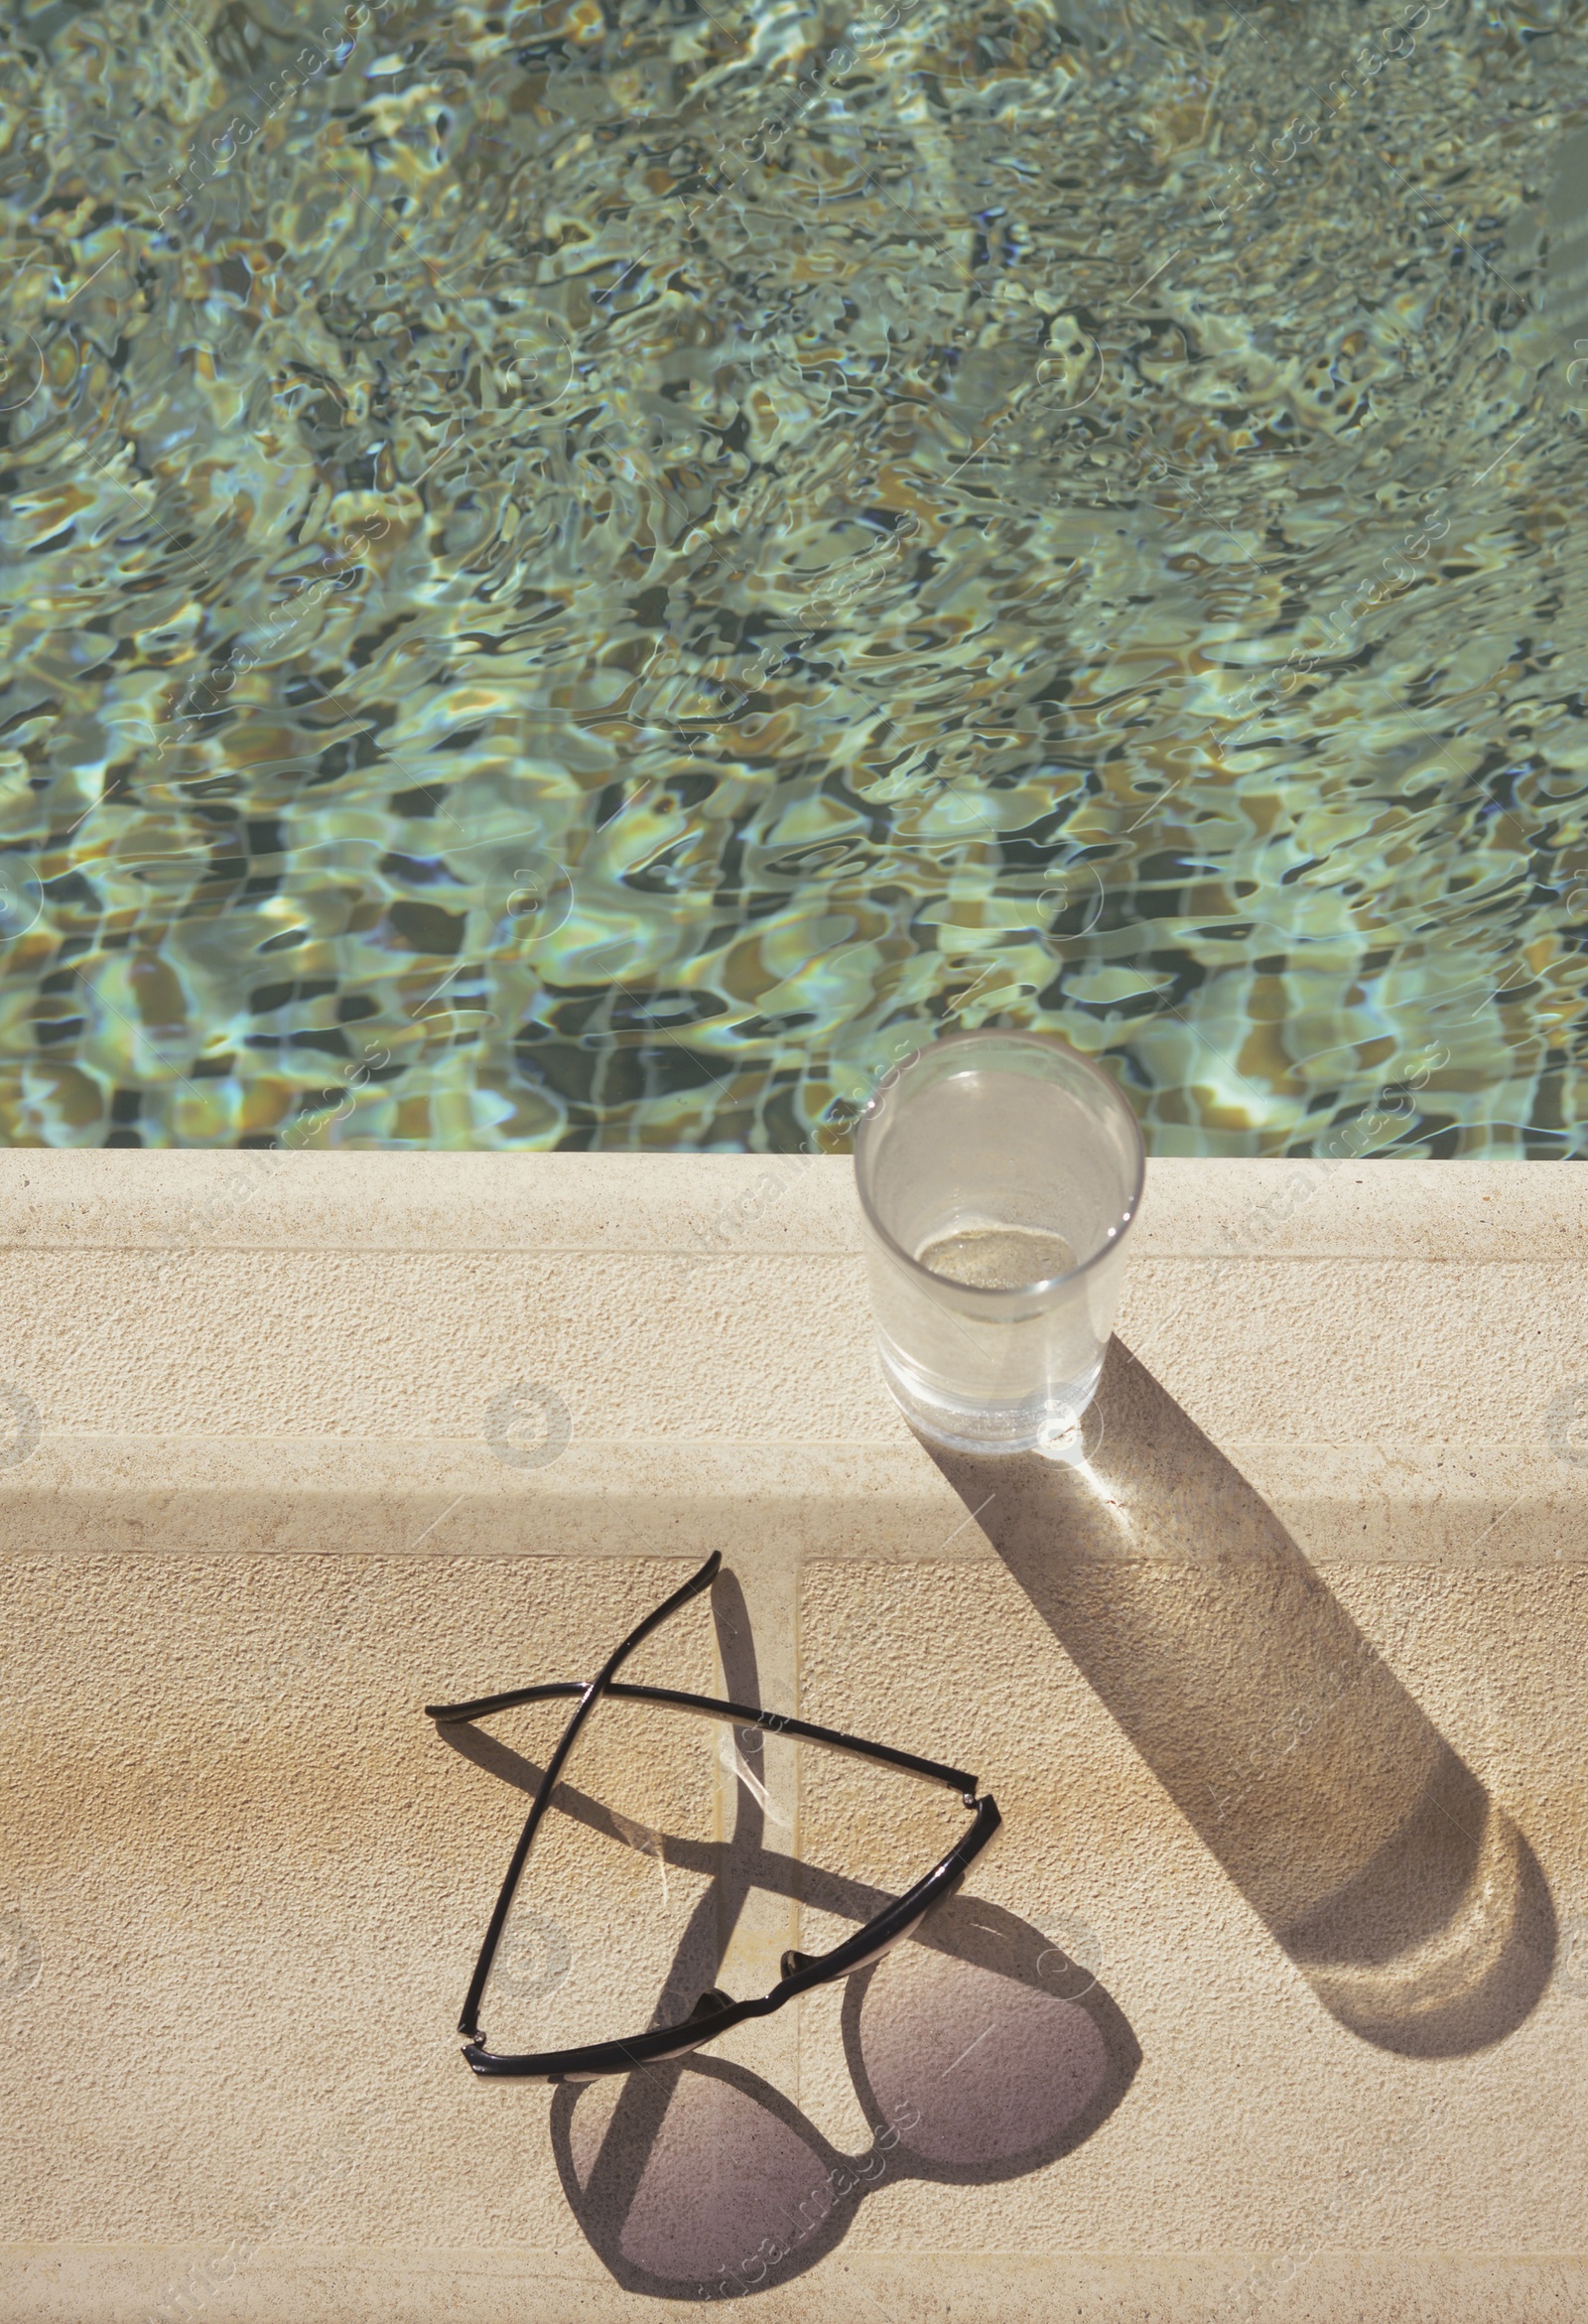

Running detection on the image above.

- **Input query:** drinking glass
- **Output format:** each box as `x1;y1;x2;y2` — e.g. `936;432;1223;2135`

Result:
853;1030;1144;1455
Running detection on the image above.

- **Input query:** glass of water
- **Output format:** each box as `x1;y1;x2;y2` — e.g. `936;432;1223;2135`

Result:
853;1029;1144;1455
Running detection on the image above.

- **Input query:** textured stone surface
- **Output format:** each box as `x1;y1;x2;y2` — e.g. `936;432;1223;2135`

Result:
1;1154;1585;2320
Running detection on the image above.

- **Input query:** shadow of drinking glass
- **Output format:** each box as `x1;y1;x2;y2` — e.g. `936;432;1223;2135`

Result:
923;1336;1554;2057
436;1566;1138;2299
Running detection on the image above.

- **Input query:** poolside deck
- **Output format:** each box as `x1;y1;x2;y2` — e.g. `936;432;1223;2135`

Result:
2;1154;1584;2321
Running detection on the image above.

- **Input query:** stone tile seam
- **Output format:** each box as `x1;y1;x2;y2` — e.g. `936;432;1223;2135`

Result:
0;1243;1578;1259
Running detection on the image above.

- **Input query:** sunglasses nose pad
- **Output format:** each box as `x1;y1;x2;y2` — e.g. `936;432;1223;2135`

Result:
780;1949;818;1981
682;1987;734;2025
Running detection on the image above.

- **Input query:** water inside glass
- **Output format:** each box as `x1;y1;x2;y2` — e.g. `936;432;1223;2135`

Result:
916;1228;1078;1294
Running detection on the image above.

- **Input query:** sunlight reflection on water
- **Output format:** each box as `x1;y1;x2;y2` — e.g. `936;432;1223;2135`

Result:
2;0;1586;1153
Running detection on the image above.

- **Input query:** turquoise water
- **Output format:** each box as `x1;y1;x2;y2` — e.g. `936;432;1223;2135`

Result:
2;0;1586;1153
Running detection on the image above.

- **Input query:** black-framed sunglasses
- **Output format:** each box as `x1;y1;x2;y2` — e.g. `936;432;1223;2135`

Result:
424;1551;1001;2084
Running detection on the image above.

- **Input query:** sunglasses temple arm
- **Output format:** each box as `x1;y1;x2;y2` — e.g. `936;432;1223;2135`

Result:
455;1551;723;2044
427;1677;979;1801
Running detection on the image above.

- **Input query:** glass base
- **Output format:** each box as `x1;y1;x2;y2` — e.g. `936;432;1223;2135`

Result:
876;1343;1103;1460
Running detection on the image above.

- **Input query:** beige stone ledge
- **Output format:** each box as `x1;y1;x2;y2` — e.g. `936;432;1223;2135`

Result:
4;2248;1586;2322
2;1156;1586;2321
0;1155;1582;1566
0;1149;1578;1257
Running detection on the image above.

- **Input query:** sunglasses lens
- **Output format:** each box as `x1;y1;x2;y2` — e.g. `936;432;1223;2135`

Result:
474;1695;722;2063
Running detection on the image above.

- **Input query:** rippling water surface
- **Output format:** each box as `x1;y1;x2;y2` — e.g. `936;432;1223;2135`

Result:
2;0;1586;1153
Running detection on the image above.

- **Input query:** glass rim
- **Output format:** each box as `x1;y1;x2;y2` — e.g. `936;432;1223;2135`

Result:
852;1027;1146;1299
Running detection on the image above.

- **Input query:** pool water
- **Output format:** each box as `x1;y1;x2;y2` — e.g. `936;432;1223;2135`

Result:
2;0;1586;1154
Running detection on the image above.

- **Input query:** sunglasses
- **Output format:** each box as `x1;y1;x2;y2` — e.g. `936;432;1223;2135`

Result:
425;1551;1001;2082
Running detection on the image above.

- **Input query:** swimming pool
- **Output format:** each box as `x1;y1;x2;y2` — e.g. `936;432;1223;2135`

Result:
2;0;1584;1154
